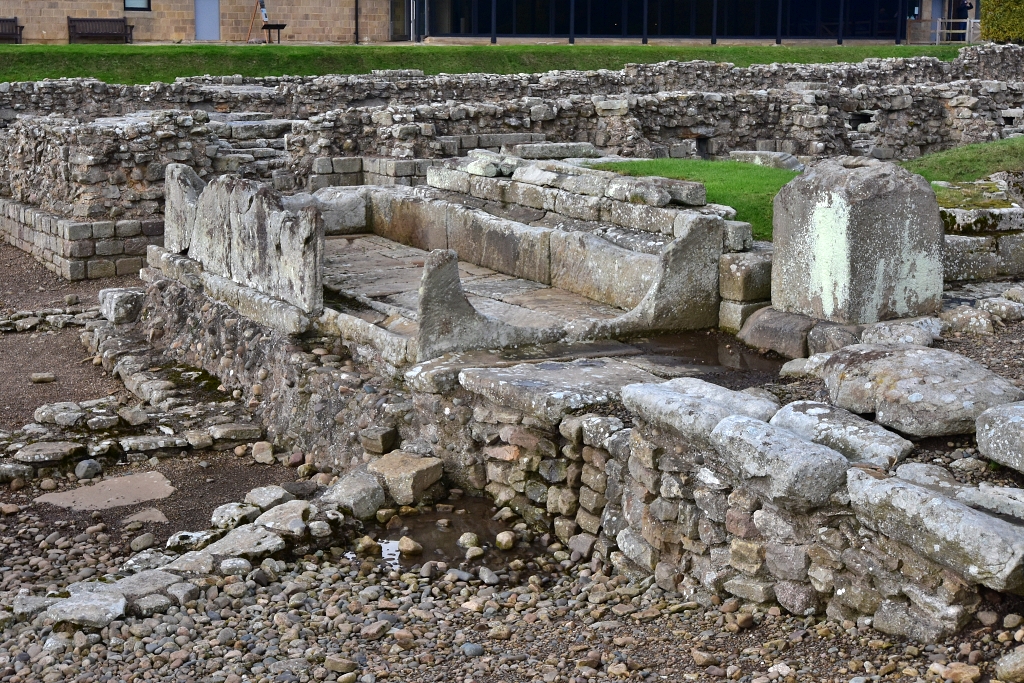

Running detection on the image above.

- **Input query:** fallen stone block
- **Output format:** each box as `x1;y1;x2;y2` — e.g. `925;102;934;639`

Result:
320;470;386;520
709;416;849;511
367;452;444;506
14;441;85;465
821;344;1022;437
45;584;126;629
770;401;913;469
737;307;816;359
977;402;1024;475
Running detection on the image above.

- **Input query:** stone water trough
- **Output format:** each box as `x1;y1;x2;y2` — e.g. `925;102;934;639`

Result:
155;153;743;369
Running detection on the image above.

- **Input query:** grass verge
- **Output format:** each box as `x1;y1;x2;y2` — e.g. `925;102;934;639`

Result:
595;158;799;240
0;44;961;85
901;136;1024;183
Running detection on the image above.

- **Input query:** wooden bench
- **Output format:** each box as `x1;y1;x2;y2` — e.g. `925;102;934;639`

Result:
0;17;25;44
67;17;134;44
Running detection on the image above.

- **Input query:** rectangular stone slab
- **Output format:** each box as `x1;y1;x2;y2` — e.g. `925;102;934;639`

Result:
459;358;659;425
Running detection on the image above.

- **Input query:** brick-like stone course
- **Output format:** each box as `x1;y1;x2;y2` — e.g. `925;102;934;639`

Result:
0;197;162;280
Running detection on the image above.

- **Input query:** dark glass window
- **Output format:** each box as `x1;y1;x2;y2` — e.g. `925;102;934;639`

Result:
124;0;151;10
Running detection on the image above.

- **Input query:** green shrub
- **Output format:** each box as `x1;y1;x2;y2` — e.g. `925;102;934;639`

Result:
982;0;1024;43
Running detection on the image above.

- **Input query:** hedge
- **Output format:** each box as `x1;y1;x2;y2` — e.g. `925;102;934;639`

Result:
982;0;1024;43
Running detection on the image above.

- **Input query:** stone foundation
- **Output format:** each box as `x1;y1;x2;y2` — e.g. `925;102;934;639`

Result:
0;197;163;280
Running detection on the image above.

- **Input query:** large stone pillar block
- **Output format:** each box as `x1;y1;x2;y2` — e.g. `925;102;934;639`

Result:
772;159;943;324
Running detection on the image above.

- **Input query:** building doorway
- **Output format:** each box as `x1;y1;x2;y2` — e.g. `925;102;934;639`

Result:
195;0;221;40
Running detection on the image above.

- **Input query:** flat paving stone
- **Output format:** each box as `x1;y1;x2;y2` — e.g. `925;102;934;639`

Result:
35;471;176;511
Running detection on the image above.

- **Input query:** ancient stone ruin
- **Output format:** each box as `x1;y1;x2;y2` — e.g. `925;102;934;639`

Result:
8;45;1024;681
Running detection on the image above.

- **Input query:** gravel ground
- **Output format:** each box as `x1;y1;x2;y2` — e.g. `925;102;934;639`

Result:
0;498;1019;683
0;244;139;431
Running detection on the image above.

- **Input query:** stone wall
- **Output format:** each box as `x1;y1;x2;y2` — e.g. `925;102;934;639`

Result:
284;81;1024;170
0;197;163;279
129;274;1013;644
0;110;215;220
3;45;1024;127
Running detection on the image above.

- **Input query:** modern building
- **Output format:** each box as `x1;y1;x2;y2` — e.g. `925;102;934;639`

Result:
3;0;980;44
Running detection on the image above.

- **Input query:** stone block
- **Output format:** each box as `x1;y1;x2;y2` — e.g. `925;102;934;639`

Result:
977;402;1024;476
163;163;206;254
87;264;117;282
722;575;775;603
99;288;144;323
602;200;677;234
737;307;816;359
719;251;772;302
723;220;754;252
719;300;771;335
313;186;368;235
549;231;657;311
709;416;848;511
617;527;658;571
773;159;943;324
448;211;551;284
621;378;779;448
368;190;447;251
822;344;1022;437
320;471;386;520
773;581;820;615
848;468;1024;592
770;400;913;469
367;452;444;506
944;235;1000;281
764;544;810;580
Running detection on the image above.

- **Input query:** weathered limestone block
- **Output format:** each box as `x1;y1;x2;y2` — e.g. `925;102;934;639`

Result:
772;159;943;324
770;401;913;469
859;317;939;346
365;187;447;251
368;452;443;506
896;462;1024;522
847;469;1024;592
163;163;206;254
821;344;1023;437
448;211;551;284
944;235;999;282
719;300;770;335
709;416;849;511
977;402;1024;474
188;175;324;315
621;378;779;448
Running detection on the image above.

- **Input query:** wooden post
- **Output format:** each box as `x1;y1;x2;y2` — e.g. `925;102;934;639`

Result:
491;0;496;42
354;0;359;43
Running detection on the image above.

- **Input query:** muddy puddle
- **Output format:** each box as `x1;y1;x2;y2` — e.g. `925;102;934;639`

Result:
364;497;543;571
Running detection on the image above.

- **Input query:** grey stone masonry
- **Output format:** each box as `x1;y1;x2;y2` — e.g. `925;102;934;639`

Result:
0;197;163;280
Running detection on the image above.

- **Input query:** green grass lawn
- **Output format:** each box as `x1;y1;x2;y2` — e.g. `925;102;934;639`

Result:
0;44;961;85
595;158;799;240
901;136;1024;183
